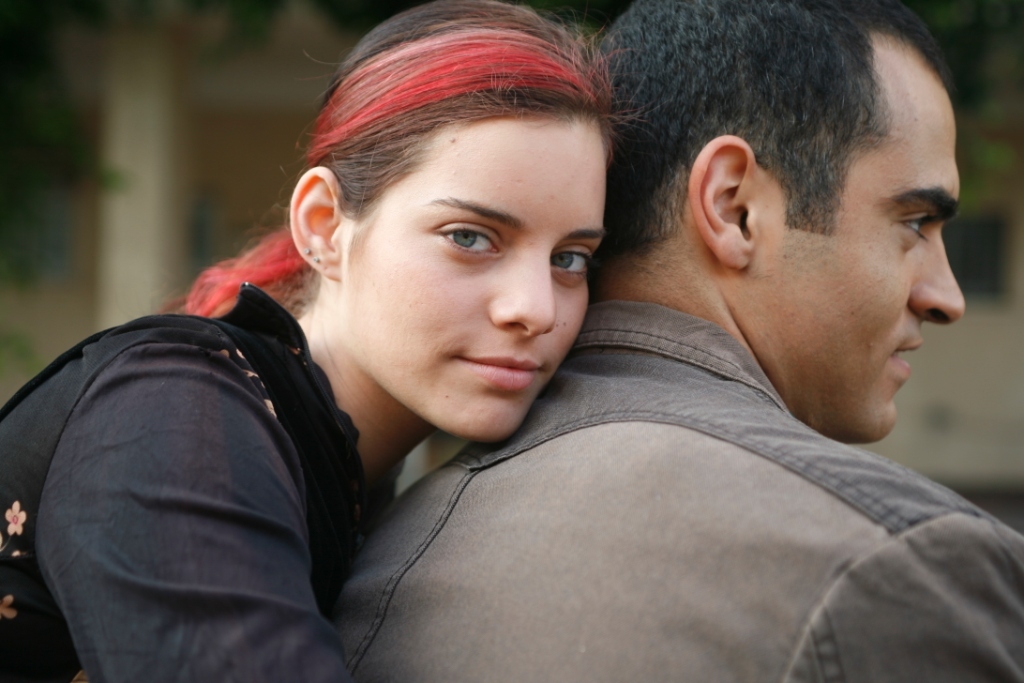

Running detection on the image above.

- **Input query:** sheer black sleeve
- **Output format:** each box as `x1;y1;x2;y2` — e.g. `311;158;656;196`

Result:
35;340;353;682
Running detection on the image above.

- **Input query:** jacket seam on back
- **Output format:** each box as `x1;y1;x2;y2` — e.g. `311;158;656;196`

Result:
348;466;478;672
777;551;870;683
466;411;972;533
779;608;823;683
814;607;846;683
990;522;1024;597
779;511;983;683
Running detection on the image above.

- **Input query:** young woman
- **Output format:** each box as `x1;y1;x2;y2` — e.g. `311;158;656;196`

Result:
0;2;611;681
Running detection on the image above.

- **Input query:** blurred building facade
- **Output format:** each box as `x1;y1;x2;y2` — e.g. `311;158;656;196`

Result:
0;3;358;396
0;5;1022;519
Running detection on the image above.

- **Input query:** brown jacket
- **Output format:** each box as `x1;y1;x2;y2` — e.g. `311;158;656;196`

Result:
336;301;1024;682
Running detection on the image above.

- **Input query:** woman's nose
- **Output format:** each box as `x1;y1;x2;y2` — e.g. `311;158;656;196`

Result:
489;261;557;336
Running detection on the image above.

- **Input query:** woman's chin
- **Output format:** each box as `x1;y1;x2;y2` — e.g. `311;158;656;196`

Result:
436;412;526;444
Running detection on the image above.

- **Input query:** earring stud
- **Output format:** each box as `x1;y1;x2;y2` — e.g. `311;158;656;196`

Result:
303;248;311;255
313;256;320;263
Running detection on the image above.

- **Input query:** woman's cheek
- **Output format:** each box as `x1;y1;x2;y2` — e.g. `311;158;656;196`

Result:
553;287;590;353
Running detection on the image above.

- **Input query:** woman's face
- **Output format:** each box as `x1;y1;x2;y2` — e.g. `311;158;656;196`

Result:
304;117;606;443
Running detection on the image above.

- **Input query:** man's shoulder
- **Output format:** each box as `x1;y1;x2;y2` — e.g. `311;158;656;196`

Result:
341;417;1024;683
339;350;1024;682
459;351;990;535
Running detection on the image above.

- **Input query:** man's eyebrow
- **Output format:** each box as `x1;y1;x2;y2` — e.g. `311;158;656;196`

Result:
888;187;960;222
431;198;523;229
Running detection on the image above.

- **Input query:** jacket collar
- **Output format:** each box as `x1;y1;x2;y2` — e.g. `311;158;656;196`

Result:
574;301;789;412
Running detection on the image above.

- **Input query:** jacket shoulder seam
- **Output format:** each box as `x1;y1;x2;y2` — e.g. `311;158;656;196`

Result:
463;413;981;533
348;467;478;671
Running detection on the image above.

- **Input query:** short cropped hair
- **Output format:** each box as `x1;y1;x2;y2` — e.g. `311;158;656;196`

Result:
601;0;953;257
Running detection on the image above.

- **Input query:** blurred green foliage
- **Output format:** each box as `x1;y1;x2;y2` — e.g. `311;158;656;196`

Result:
904;0;1024;208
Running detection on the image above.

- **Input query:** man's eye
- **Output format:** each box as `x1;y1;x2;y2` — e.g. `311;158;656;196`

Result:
904;216;932;240
551;251;590;273
447;230;492;251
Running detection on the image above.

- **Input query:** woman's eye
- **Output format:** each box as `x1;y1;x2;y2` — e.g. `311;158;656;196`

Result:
551;251;590;273
447;230;492;251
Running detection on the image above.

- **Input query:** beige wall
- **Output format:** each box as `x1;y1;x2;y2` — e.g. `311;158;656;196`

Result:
192;110;313;260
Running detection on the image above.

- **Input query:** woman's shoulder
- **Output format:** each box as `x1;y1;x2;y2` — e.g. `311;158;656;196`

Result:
2;296;296;427
1;313;244;421
70;315;287;445
92;313;251;372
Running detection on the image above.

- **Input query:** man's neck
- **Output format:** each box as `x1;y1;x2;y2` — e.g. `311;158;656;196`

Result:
594;253;757;360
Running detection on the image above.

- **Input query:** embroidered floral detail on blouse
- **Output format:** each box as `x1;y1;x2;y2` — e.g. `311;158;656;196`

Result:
5;501;26;536
0;595;17;620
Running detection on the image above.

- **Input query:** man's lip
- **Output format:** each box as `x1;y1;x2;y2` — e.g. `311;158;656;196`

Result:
890;352;911;374
896;339;924;353
890;340;920;379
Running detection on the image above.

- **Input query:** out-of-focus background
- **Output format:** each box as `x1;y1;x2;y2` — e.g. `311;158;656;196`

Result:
2;0;1023;526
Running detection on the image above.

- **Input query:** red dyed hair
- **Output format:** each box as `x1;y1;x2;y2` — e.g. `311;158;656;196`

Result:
184;0;612;318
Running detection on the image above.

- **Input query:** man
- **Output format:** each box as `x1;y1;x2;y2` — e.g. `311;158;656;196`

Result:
335;0;1024;680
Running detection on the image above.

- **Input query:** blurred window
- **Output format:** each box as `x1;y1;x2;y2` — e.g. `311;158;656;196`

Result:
189;191;219;276
35;186;74;279
2;185;75;282
943;214;1007;298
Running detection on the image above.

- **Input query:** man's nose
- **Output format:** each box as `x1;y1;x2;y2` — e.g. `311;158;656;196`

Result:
909;238;966;324
489;261;557;336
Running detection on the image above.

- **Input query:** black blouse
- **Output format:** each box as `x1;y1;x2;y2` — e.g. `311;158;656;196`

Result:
0;286;365;682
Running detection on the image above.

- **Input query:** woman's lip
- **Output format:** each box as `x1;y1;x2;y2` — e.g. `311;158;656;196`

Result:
465;356;540;371
459;357;540;391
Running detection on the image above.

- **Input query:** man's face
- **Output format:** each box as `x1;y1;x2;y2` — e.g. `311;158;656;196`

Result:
742;39;964;443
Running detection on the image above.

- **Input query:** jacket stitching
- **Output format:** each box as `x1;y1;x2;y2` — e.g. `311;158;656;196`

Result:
574;327;786;408
813;608;846;683
779;513;976;683
349;467;477;671
576;327;745;372
465;411;981;533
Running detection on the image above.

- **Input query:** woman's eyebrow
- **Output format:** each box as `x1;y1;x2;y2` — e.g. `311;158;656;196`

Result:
430;197;523;228
565;227;606;240
431;198;605;239
888;187;959;222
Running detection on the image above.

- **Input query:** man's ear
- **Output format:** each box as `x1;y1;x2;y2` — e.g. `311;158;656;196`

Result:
687;135;761;271
290;167;347;281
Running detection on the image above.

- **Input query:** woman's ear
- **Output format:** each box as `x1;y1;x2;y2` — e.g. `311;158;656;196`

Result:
687;135;761;271
290;167;347;281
